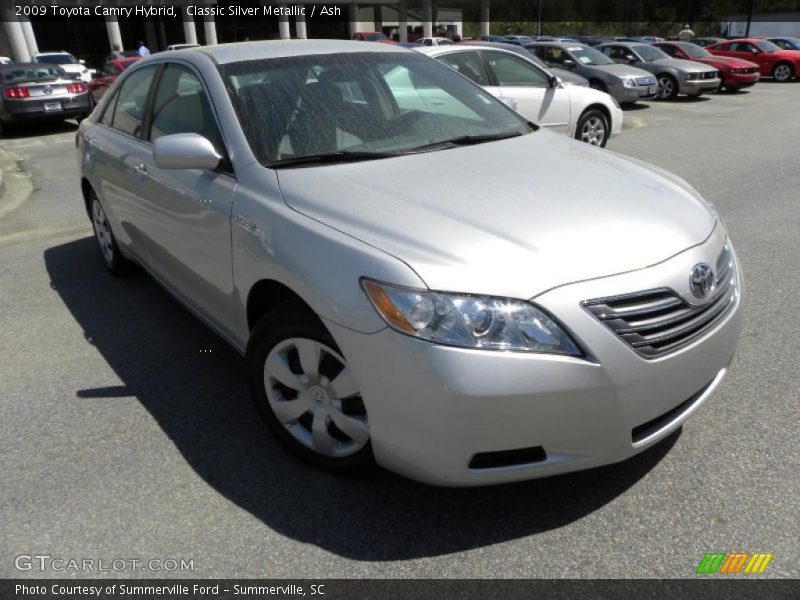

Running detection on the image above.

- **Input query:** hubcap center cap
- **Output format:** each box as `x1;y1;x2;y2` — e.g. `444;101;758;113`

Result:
310;386;327;405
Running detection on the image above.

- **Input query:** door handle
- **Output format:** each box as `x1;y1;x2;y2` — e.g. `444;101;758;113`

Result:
134;162;149;177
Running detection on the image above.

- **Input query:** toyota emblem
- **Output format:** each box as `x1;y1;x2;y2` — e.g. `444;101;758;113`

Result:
690;263;715;299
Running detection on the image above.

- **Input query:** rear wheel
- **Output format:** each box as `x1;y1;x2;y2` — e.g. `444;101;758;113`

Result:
575;109;609;147
89;191;131;275
772;62;794;82
656;74;678;100
247;306;373;471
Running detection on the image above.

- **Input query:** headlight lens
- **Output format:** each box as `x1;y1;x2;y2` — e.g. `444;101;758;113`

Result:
623;77;636;88
362;280;582;356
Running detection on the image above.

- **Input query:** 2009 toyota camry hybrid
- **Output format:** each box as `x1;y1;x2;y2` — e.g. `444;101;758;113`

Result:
76;41;743;486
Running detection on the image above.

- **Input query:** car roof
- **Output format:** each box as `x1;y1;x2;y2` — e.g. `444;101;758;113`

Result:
193;39;406;64
525;41;586;48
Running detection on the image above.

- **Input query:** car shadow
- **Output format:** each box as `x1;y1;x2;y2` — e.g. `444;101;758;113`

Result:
44;236;681;561
621;102;650;112
0;119;79;140
668;95;711;103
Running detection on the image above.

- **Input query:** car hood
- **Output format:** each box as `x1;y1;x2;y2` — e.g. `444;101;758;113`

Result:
651;58;716;72
591;63;654;78
276;131;715;300
694;55;757;69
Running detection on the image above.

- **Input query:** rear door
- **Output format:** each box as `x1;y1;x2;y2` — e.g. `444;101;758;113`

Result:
136;62;238;336
433;50;503;103
482;50;571;132
87;64;159;260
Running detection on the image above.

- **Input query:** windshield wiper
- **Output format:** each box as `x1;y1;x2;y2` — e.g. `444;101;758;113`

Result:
406;130;526;152
268;150;404;169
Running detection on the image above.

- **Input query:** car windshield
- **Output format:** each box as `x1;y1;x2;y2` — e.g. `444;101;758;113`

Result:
37;54;78;65
2;65;64;82
568;45;614;65
755;40;781;52
221;52;531;166
682;44;711;58
633;45;669;61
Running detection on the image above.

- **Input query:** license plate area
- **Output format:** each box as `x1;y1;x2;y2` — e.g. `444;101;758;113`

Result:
648;85;657;94
44;101;62;112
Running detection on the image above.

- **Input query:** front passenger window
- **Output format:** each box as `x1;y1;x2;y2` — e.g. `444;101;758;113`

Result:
111;65;157;138
149;64;223;153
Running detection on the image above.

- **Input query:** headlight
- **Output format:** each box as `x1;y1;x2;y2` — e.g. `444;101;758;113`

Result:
686;73;699;80
622;77;636;88
361;279;582;356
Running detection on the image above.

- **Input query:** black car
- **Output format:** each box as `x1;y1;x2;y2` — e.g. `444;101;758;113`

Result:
0;63;91;133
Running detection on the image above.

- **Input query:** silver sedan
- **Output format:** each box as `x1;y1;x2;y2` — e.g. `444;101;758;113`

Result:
77;41;742;486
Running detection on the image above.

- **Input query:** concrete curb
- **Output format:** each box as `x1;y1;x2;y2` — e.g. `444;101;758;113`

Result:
0;146;33;221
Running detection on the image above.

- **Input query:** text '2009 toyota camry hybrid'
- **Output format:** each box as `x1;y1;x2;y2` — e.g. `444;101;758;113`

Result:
77;41;742;486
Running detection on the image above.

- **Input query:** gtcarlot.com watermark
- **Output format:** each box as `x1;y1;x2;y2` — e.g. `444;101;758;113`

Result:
15;554;194;573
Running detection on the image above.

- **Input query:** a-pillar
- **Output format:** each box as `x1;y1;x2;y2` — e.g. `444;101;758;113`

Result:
422;0;433;38
398;0;408;43
480;0;490;37
182;7;198;45
204;17;218;46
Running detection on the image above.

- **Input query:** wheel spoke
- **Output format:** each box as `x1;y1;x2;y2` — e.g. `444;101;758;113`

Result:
329;409;369;445
329;367;359;399
295;339;321;378
311;410;336;455
271;396;312;424
265;352;304;390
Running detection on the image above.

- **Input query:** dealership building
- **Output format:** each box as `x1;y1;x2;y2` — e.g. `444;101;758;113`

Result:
0;1;489;66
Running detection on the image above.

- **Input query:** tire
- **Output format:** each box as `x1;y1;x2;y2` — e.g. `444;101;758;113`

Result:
772;62;794;82
89;191;131;275
656;74;678;100
575;109;609;147
247;305;373;471
588;80;607;93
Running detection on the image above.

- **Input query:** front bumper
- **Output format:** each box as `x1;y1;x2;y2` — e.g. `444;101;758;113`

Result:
613;83;658;102
680;77;722;95
328;225;743;486
724;71;760;88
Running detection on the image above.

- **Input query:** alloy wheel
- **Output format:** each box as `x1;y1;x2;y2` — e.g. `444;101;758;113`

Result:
264;337;369;458
580;116;606;146
657;76;675;99
773;64;792;82
92;199;114;264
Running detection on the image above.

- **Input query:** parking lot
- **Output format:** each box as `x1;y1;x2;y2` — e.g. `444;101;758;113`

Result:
1;81;798;579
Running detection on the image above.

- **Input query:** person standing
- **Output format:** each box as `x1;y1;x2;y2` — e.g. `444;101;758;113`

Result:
137;41;151;57
678;24;695;42
110;44;122;59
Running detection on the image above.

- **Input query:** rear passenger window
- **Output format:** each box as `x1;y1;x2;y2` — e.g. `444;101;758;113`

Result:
436;51;490;86
149;64;223;152
111;65;157;138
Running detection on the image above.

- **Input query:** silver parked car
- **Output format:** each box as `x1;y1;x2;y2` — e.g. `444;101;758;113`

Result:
77;41;742;486
0;63;91;133
597;41;720;99
526;42;658;103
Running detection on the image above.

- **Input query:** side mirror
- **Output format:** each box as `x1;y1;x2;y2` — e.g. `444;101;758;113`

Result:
548;74;562;87
749;48;759;54
153;133;221;170
626;55;637;63
562;58;576;68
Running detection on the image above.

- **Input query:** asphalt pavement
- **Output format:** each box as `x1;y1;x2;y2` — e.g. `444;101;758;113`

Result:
0;82;798;579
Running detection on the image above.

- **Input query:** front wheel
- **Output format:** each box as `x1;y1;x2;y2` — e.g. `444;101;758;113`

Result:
247;307;373;470
772;62;794;82
656;74;678;100
575;109;609;147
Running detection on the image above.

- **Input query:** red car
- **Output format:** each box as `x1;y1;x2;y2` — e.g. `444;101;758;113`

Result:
706;38;800;82
87;57;140;103
352;32;395;44
653;41;760;91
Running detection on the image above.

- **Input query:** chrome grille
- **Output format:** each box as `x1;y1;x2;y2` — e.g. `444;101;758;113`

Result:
636;76;657;86
583;244;738;358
